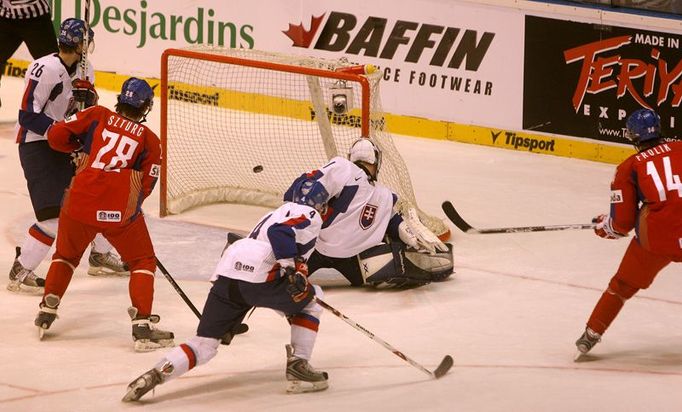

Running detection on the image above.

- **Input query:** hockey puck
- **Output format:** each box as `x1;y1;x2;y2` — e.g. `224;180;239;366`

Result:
253;165;263;173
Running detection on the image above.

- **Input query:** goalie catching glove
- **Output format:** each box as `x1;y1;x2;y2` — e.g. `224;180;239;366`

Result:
399;208;448;254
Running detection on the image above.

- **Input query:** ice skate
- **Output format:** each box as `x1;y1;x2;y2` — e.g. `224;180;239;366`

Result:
574;327;602;361
35;294;60;340
129;307;174;352
122;367;164;402
7;247;45;293
285;344;328;393
87;247;129;276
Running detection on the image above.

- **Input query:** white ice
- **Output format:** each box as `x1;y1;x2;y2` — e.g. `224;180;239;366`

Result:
1;76;681;412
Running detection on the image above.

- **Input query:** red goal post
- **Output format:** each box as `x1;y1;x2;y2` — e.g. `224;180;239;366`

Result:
160;47;449;239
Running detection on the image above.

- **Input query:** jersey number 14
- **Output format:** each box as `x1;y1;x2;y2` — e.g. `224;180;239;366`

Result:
646;156;682;201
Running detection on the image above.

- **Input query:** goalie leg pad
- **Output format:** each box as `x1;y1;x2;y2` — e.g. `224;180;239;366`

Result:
404;243;454;282
359;243;430;287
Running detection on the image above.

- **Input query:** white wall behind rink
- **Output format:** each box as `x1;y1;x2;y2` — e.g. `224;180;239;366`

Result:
10;0;682;132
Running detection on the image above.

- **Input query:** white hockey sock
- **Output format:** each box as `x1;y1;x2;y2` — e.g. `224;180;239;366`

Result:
19;220;57;270
290;286;323;360
90;233;113;254
155;336;220;381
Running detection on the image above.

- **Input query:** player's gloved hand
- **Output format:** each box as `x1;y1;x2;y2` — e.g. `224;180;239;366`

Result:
398;221;419;249
404;208;448;254
593;214;625;240
284;260;310;303
72;79;98;108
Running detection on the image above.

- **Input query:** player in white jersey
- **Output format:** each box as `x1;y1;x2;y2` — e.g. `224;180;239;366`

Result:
284;137;453;288
122;181;331;402
9;18;127;293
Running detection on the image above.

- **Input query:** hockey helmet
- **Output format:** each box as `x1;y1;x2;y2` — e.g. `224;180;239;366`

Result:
292;179;329;213
118;77;154;109
58;18;94;48
625;108;661;145
349;137;382;179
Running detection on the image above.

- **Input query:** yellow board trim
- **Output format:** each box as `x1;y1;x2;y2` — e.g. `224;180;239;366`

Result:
7;57;634;165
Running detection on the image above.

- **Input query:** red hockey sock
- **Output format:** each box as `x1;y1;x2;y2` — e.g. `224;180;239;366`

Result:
129;271;154;317
43;260;75;302
586;290;625;335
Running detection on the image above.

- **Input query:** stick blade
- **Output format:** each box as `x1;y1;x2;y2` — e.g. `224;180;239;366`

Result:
433;355;454;379
441;201;474;233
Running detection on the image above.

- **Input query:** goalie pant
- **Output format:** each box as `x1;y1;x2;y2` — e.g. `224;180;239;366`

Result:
139;272;325;386
307;241;454;287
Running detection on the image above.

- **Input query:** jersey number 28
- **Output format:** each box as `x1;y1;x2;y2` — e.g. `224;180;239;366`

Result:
92;128;139;171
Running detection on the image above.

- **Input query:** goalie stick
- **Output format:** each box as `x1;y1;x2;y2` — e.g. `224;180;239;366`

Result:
442;201;596;234
315;297;453;379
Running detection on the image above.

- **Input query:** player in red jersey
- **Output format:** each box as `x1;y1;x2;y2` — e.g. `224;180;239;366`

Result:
575;108;682;359
34;77;174;352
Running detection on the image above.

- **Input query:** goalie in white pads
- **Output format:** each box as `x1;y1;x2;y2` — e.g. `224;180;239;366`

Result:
284;137;453;288
123;181;331;402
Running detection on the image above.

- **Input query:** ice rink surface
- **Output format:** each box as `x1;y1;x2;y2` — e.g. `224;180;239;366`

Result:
1;76;681;411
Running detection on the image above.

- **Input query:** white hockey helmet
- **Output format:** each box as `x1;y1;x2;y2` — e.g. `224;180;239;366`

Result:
349;137;382;179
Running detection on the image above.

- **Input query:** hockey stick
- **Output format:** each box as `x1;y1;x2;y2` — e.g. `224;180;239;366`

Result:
315;297;453;379
155;257;202;318
77;0;92;111
442;201;596;234
155;256;249;340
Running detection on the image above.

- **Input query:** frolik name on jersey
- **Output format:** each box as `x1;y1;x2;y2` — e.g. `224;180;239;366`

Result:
635;143;672;162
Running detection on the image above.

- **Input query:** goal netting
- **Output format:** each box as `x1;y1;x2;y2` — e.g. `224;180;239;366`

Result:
160;47;448;238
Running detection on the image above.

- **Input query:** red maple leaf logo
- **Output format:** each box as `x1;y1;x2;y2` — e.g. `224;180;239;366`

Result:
283;14;325;48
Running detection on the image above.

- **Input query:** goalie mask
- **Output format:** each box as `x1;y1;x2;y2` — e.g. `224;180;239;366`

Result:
349;137;382;181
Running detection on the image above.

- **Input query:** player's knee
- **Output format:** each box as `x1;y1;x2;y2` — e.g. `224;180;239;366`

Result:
186;336;221;366
302;285;323;319
607;278;639;300
128;256;155;276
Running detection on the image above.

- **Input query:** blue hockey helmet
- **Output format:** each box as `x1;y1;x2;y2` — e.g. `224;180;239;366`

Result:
292;179;329;213
58;18;94;48
118;77;154;109
625;108;661;145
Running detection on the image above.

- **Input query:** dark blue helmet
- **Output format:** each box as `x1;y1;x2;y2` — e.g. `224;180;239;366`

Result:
118;78;154;109
625;108;661;144
58;18;94;48
292;179;329;213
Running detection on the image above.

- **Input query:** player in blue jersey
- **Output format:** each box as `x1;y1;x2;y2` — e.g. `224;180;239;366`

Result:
9;18;127;293
122;180;331;401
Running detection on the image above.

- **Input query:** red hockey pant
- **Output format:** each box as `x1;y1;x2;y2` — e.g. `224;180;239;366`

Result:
43;211;156;317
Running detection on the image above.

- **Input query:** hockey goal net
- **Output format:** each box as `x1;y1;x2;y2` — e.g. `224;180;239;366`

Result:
160;47;449;239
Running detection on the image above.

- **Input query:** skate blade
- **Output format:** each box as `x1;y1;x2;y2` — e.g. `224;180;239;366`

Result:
38;327;45;340
122;379;150;402
7;281;43;294
286;379;329;394
87;267;130;277
134;339;175;352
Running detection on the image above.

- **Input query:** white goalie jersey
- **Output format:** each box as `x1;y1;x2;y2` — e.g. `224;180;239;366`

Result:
211;202;323;283
295;156;397;258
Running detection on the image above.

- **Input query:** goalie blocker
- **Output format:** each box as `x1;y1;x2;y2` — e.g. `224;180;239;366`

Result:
359;242;454;287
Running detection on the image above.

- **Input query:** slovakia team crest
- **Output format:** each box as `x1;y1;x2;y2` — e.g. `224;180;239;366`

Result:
359;204;378;229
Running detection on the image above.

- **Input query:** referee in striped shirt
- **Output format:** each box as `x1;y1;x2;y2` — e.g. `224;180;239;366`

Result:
0;0;57;107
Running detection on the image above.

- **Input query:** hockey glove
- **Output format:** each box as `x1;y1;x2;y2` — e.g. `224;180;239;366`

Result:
404;208;448;254
593;214;625;240
284;261;310;303
72;79;98;108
